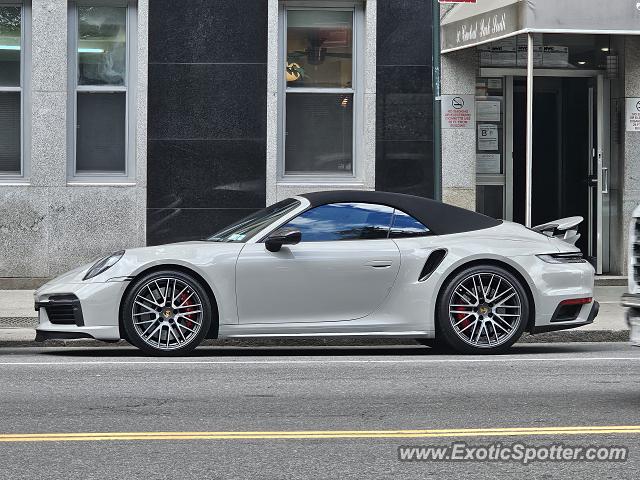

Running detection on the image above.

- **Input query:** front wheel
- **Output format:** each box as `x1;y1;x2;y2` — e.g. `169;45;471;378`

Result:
436;265;529;354
122;270;212;356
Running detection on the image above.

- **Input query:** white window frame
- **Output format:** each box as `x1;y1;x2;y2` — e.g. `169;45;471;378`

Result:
0;0;31;182
67;0;137;184
278;1;364;183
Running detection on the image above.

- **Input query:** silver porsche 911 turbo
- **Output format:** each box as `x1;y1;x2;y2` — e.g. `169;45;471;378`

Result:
35;190;598;355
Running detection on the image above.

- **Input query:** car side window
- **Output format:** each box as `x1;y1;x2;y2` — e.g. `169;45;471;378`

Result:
389;209;431;238
283;203;394;242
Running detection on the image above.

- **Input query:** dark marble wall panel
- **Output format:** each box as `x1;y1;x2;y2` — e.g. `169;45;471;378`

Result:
149;0;268;64
148;63;266;140
376;140;434;198
376;1;435;199
147;140;266;210
377;0;433;67
147;1;267;246
148;208;259;245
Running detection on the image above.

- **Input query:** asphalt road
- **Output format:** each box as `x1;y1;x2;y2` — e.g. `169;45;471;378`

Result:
0;342;639;479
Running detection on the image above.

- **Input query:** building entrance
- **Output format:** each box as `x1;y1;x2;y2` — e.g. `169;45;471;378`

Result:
476;71;609;272
512;77;594;259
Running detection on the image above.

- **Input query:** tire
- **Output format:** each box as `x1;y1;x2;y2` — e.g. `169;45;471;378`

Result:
415;338;454;353
436;264;529;354
122;270;212;356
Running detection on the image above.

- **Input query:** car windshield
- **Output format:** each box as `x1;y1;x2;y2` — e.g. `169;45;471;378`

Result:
206;198;301;243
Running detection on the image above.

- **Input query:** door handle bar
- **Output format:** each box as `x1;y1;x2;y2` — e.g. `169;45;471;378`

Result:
366;261;393;268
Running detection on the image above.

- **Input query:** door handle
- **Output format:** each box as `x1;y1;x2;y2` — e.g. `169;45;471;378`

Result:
366;260;393;268
602;167;609;194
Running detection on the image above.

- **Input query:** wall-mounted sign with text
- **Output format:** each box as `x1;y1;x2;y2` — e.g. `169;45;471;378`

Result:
441;95;475;130
626;98;640;132
442;3;521;52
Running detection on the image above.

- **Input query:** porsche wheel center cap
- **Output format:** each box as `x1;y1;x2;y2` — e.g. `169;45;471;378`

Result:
163;309;173;319
478;305;490;315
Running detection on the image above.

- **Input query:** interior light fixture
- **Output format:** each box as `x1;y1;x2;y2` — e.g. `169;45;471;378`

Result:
78;48;104;53
601;47;610;52
0;45;20;50
578;61;587;65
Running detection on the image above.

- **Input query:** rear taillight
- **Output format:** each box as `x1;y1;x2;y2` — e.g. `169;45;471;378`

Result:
537;252;586;264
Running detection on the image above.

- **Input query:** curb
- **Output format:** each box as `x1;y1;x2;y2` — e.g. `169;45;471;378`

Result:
594;277;628;287
0;330;630;348
0;317;37;328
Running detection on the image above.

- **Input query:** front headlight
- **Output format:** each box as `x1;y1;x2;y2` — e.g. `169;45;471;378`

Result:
537;252;586;264
83;251;125;280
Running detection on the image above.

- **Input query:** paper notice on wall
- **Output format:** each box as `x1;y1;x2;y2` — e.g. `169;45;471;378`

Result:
542;46;569;67
477;124;499;151
487;78;502;90
479;50;493;67
476;101;501;122
476;154;501;174
516;45;543;67
490;46;517;67
626;98;640;132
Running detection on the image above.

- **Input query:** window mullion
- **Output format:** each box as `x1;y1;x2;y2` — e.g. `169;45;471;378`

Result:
285;88;354;94
76;86;127;92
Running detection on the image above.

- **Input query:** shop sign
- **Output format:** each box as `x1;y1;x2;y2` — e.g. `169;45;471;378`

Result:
442;3;521;51
626;98;640;132
441;95;475;129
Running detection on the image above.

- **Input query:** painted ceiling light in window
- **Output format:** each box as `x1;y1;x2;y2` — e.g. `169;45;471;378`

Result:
78;6;126;86
286;61;305;83
286;10;353;89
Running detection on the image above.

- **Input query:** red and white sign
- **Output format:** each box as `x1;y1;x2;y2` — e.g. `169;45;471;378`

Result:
441;95;475;130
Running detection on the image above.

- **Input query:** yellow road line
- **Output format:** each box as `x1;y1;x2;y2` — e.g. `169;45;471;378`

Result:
1;426;640;442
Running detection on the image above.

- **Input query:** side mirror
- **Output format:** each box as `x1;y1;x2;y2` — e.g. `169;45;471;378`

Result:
265;228;302;252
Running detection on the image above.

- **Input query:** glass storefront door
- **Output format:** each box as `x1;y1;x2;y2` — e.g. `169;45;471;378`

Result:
476;73;610;273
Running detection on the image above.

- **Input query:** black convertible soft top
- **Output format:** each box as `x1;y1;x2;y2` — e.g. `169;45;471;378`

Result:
299;190;502;236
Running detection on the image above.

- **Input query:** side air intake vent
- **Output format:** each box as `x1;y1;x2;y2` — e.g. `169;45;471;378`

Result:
419;249;447;282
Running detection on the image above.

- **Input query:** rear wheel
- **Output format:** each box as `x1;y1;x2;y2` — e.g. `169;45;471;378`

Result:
122;270;212;356
436;265;529;354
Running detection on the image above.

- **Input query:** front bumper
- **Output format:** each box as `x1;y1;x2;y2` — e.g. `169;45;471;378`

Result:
622;294;640;347
34;280;128;342
530;301;599;334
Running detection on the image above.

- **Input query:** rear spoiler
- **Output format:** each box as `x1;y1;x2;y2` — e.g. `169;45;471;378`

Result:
532;216;583;245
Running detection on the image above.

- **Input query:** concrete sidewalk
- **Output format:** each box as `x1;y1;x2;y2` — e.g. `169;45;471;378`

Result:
0;286;631;346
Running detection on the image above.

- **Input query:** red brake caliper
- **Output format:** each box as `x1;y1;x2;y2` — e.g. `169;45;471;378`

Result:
178;292;195;330
454;306;470;330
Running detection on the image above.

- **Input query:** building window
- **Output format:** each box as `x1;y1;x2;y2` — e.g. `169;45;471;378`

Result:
68;2;136;181
281;5;362;178
0;3;26;178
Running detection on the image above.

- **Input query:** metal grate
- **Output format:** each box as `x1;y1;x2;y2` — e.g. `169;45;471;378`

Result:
45;305;77;325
